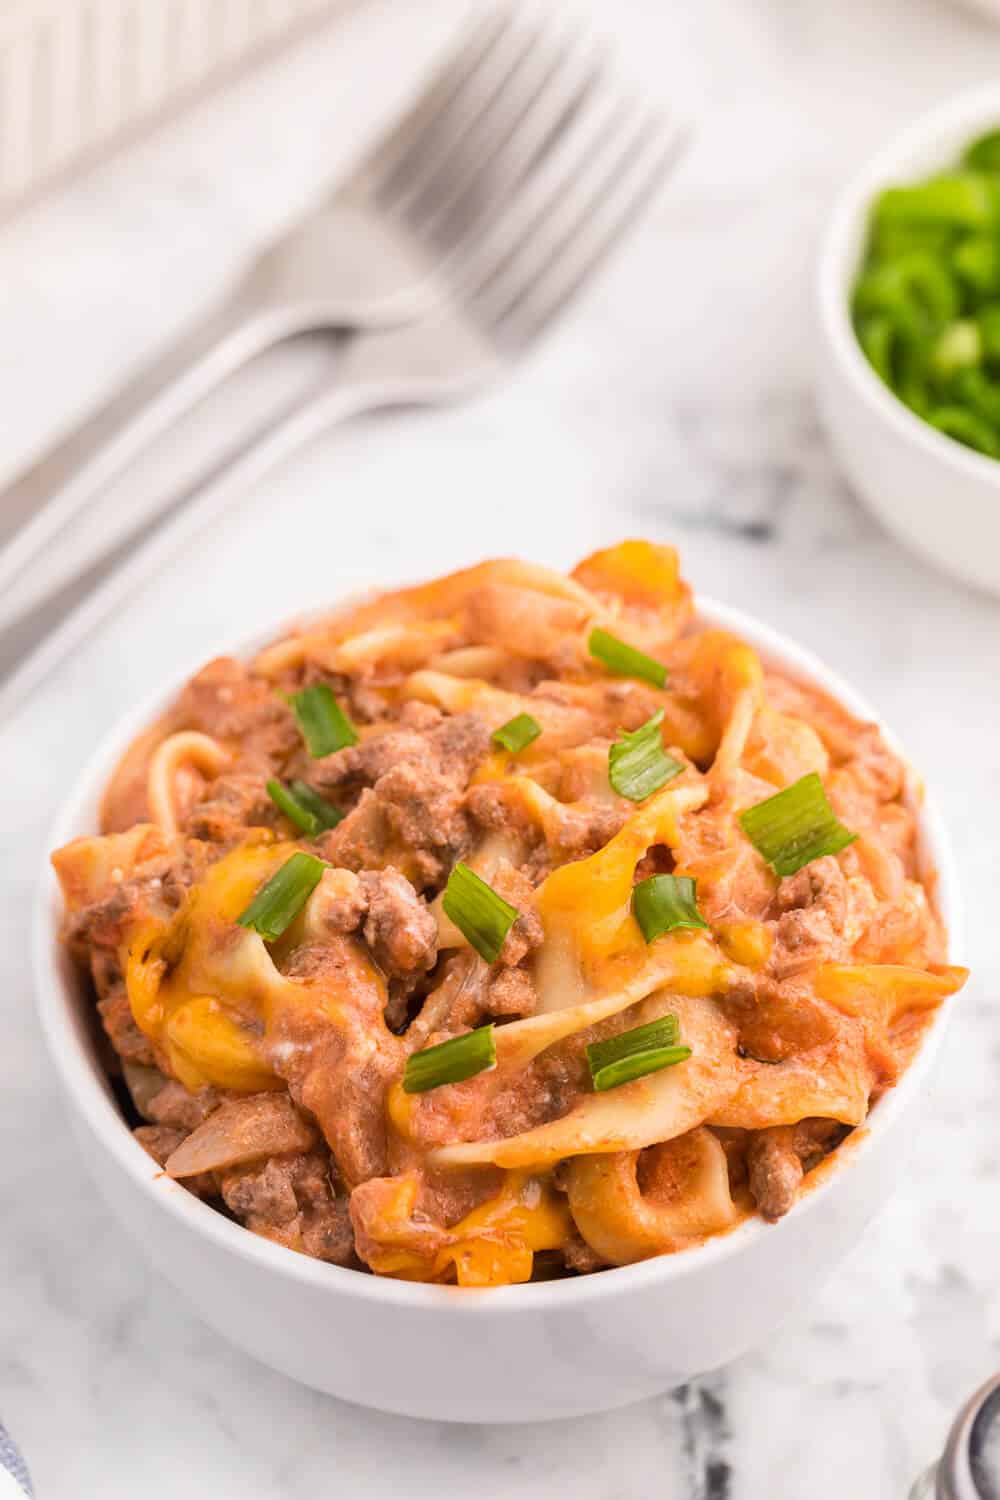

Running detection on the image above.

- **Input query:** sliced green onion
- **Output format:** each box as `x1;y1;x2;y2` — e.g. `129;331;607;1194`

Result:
587;1015;691;1093
608;710;682;802
870;220;953;260
237;851;326;940
926;404;1000;456
856;314;894;384
854;253;959;344
588;627;667;689
588;1013;679;1071
441;863;518;964
873;173;1000;232
894;333;932;416
632;874;709;942
852;139;1000;463
492;713;542;754
266;778;343;834
288;683;358;757
952;235;1000;295
591;1045;692;1092
954;367;1000;424
928;319;982;382
977;302;1000;358
403;1025;497;1094
289;780;343;830
739;772;857;879
267;778;318;835
963;129;1000;174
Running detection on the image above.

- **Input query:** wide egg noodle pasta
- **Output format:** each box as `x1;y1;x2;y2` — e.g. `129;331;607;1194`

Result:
50;541;967;1284
252;559;603;679
146;731;230;838
121;842;402;1165
433;993;744;1170
564;1128;740;1264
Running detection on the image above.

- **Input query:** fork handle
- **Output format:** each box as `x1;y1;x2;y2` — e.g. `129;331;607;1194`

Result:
0;280;301;633
0;339;419;723
0;317;483;723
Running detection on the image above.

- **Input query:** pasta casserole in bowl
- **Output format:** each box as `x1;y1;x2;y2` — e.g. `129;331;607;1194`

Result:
36;540;965;1420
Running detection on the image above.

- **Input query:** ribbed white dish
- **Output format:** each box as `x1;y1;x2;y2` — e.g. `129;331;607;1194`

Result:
0;0;346;219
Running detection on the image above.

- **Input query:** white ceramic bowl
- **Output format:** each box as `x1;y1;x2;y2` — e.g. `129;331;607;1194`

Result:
817;85;1000;596
33;598;963;1423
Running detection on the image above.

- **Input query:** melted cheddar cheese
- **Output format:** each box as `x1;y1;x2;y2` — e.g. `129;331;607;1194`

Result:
52;541;967;1287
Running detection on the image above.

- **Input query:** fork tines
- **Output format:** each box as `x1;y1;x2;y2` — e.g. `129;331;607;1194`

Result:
366;2;684;348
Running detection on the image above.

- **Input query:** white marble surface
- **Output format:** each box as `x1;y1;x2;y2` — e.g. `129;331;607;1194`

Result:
2;0;1000;1494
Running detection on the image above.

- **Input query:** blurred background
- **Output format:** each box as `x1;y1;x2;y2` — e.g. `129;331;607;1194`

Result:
1;1;999;1496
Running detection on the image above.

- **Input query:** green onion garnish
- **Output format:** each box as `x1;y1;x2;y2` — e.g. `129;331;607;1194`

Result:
237;851;326;940
588;627;667;689
632;874;709;942
851;138;1000;462
266;778;318;835
738;772;857;878
289;780;344;831
608;710;683;802
403;1024;497;1094
288;683;358;758
492;713;542;754
586;1015;691;1093
873;174;1000;233
964;128;1000;174
266;778;343;835
441;862;518;964
927;404;1000;457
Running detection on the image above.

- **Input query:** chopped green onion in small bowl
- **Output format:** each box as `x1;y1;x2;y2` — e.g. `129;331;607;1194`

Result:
852;127;1000;459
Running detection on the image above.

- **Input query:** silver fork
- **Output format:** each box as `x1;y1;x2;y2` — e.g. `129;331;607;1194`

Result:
0;6;509;625
0;2;683;718
0;3;680;633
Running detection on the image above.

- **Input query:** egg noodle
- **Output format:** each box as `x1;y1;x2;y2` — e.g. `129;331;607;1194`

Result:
53;542;966;1285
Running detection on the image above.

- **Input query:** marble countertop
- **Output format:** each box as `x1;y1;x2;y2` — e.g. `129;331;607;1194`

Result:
3;0;1000;1494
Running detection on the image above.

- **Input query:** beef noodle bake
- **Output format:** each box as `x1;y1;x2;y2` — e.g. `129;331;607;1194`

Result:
53;543;966;1286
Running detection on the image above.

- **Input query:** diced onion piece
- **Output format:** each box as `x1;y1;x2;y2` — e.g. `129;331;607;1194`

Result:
165;1095;315;1178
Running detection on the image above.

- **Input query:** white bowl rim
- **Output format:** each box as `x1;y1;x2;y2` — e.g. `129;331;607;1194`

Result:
32;591;964;1314
818;80;1000;486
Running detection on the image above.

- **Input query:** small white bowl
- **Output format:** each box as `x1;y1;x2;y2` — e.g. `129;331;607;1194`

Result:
817;85;1000;595
33;599;963;1423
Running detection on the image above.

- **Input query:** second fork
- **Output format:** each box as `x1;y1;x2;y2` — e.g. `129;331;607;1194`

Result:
0;2;682;637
